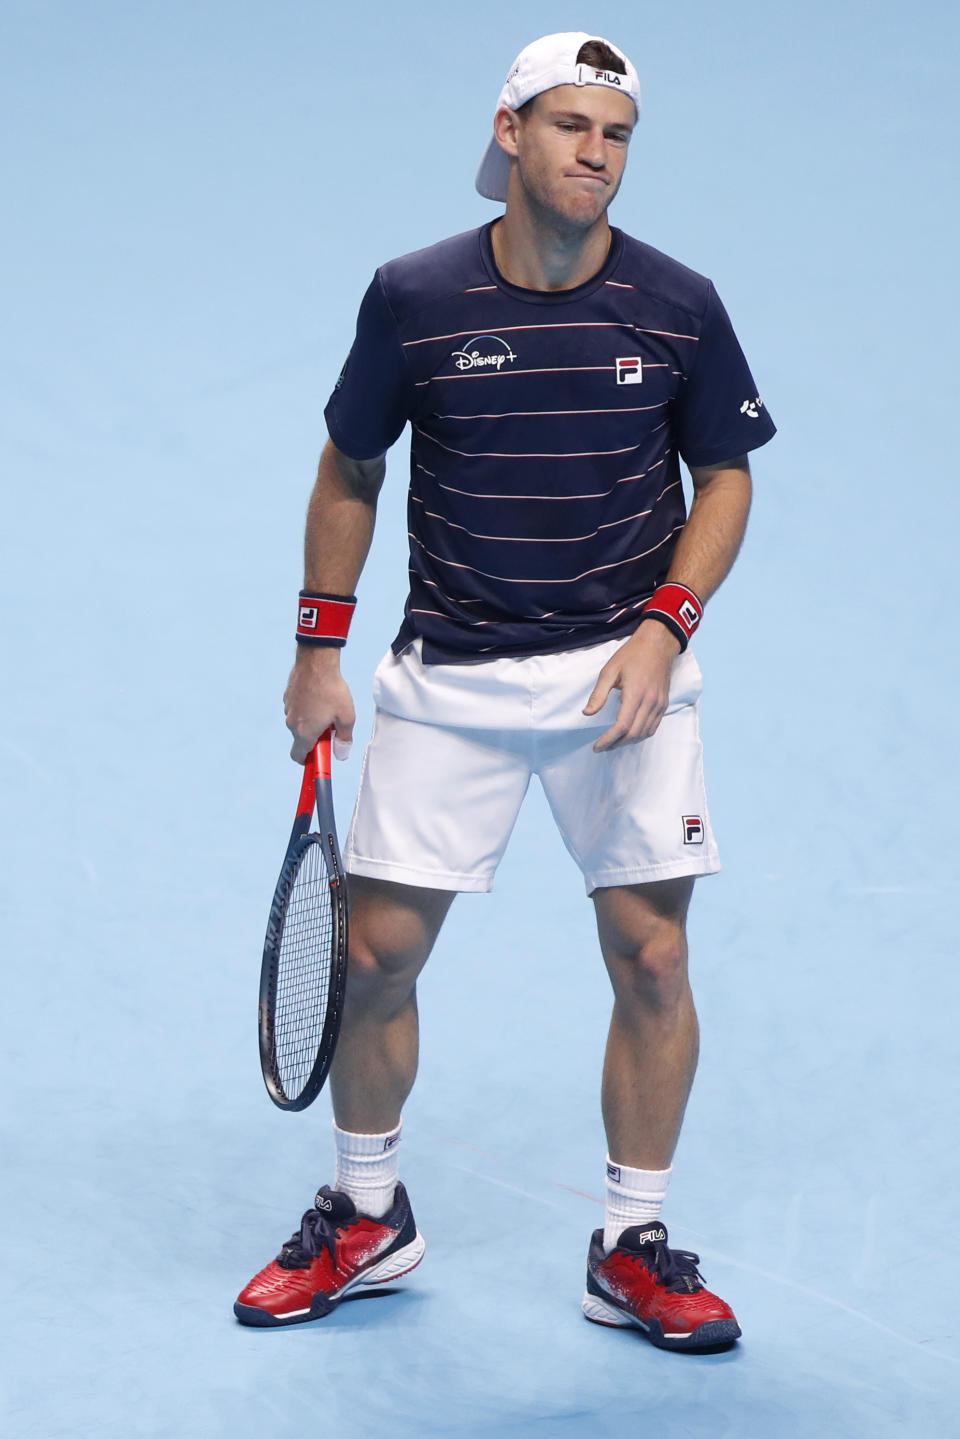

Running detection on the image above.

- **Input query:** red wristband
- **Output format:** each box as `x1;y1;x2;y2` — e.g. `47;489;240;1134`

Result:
296;591;357;648
639;583;703;651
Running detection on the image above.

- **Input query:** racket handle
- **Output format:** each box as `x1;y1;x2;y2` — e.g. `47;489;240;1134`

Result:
293;728;332;830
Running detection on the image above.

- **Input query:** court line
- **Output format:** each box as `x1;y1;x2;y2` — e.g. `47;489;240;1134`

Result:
426;1132;959;1366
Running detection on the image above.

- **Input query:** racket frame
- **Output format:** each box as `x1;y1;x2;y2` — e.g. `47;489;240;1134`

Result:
258;730;349;1111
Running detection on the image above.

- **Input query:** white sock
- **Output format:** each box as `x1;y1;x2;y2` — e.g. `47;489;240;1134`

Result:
603;1157;672;1254
332;1120;402;1219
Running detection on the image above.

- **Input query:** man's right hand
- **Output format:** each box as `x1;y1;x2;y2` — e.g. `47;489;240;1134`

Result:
283;648;356;764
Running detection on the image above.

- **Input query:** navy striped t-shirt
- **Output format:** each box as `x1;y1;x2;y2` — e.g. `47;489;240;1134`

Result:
324;223;775;663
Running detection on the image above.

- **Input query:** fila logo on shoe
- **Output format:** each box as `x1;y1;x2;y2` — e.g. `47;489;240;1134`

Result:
315;1194;334;1212
616;357;643;385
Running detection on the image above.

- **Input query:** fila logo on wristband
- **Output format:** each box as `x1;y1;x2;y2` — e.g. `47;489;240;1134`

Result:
295;592;357;647
640;583;703;651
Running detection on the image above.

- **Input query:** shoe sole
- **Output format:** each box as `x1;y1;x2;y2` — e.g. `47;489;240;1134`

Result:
234;1231;427;1328
582;1289;741;1351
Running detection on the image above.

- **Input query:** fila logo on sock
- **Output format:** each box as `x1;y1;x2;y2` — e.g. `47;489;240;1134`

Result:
615;357;643;385
606;1162;622;1183
383;1132;401;1151
683;815;704;844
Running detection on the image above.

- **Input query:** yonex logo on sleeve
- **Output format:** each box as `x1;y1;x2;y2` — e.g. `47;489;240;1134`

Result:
298;605;319;630
615;357;643;385
683;815;704;844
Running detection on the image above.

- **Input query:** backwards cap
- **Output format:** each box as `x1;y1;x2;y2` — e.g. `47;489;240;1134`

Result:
475;31;641;203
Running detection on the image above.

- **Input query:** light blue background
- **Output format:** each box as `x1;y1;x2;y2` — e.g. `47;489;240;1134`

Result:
2;1;958;1435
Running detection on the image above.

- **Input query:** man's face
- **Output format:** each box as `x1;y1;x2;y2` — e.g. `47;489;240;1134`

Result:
500;83;636;230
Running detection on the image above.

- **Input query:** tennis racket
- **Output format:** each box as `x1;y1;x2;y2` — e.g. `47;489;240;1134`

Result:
258;728;348;1111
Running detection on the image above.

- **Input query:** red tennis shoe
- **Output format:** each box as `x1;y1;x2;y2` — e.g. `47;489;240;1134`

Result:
234;1183;425;1327
582;1221;741;1350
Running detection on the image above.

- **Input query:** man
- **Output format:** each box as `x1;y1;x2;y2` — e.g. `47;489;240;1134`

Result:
235;32;775;1350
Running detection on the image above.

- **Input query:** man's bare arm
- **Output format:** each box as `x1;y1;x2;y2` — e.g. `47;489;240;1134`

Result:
583;457;753;751
284;439;386;763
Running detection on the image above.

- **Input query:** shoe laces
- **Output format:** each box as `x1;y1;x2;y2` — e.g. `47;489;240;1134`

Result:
276;1188;356;1270
626;1236;705;1293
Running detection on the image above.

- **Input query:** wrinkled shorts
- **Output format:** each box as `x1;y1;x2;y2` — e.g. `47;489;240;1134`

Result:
344;637;721;895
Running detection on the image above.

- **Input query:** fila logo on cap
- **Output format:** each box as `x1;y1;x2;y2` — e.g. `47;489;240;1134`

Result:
615;357;643;385
298;605;319;630
683;815;704;844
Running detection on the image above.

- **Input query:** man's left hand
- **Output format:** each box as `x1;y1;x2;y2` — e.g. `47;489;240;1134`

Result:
583;622;682;752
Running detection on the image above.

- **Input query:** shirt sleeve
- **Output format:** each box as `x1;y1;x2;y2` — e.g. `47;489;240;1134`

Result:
673;283;776;467
323;270;415;460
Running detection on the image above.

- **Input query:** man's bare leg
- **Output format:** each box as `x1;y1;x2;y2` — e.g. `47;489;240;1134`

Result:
592;877;698;1168
584;878;742;1344
329;875;455;1134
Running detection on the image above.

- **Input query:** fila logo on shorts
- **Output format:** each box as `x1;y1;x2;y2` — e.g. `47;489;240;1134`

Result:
683;815;704;844
615;356;643;385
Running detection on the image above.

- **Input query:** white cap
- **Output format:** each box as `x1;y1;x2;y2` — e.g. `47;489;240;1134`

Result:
475;32;641;203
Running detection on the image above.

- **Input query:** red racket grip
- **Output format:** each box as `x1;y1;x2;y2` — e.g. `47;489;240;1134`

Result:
295;729;332;820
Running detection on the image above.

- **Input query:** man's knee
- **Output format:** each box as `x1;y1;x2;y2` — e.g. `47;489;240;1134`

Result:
344;876;453;1010
609;927;689;1014
594;880;693;1016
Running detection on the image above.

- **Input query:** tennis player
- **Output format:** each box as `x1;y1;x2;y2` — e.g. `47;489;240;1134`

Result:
236;31;776;1349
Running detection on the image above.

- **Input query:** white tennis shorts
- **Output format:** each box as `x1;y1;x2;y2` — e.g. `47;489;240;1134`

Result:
344;637;721;895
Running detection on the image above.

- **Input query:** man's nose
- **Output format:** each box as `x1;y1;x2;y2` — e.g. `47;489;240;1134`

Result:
576;128;607;169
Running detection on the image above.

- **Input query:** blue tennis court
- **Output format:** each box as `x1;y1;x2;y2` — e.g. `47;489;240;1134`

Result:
2;2;958;1435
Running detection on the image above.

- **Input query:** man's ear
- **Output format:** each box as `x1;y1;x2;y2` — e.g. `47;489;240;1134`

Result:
493;104;522;158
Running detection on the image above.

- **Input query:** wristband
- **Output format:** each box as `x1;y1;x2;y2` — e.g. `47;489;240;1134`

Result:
296;591;357;648
638;582;703;651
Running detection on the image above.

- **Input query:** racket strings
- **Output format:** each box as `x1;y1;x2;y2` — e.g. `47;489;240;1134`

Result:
273;838;336;1098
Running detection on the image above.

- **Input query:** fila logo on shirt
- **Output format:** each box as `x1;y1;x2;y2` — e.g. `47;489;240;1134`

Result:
298;605;319;630
615;356;643;385
683;815;704;844
452;335;518;371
